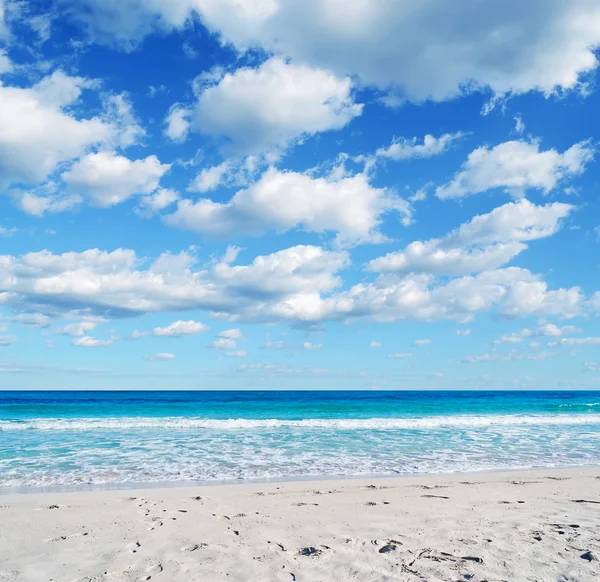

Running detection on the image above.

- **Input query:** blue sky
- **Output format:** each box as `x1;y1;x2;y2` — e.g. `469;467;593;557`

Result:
1;0;600;390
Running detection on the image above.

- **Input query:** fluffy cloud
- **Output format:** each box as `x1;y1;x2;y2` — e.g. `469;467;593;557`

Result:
66;1;600;101
12;313;52;328
164;104;191;142
71;336;113;347
0;71;109;188
136;188;180;216
367;199;573;276
0;244;585;327
153;320;208;337
207;337;237;350
166;167;410;246
0;245;348;324
191;58;362;155
375;133;463;161
218;328;243;339
59;321;101;337
495;324;581;344
436;140;594;199
369;341;381;348
62;152;170;207
413;339;432;346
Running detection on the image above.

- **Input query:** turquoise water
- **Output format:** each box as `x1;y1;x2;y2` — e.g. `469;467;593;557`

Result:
1;391;600;488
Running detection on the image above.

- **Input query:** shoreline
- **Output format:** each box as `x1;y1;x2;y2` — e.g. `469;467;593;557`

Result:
1;467;599;581
2;463;599;496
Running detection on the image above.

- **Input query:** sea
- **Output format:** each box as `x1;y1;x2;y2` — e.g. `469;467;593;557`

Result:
1;390;600;490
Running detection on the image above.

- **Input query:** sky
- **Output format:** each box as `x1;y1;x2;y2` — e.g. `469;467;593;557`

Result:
1;1;600;390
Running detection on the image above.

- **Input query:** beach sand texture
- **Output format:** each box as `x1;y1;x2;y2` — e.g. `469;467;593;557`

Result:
1;468;599;581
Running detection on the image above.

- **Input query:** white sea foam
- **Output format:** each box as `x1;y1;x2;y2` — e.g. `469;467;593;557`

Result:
2;413;600;431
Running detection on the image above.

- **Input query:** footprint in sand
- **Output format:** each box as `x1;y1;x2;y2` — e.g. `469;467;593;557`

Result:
45;532;89;543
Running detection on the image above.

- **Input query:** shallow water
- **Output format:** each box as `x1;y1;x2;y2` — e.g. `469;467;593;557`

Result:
1;390;599;487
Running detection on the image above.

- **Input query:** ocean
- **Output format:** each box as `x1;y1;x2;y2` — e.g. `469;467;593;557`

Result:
1;390;600;489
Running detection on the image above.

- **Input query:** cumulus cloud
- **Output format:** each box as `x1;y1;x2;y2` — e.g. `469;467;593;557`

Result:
191;58;362;155
375;133;463;161
494;324;581;344
164;104;191;142
166;167;410;246
436;140;594;199
218;328;243;339
367;199;574;276
66;1;600;101
0;71;109;188
62;152;170;207
59;321;102;337
136;188;180;216
12;313;52;328
0;245;584;327
153;320;208;337
207;337;237;350
369;341;381;348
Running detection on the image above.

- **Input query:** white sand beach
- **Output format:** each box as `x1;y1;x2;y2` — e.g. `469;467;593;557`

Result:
1;468;599;581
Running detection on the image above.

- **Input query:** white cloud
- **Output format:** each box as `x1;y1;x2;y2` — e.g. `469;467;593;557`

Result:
225;350;247;358
68;1;600;101
167;167;410;246
375;133;463;161
369;341;381;348
514;115;525;135
218;328;242;339
154;320;208;337
0;336;17;346
495;323;581;344
303;341;322;350
367;199;573;276
456;329;471;336
413;339;432;346
71;336;113;347
187;157;261;193
12;313;52;328
387;353;412;359
59;321;100;337
62;152;170;207
207;337;237;350
192;58;362;155
0;71;109;188
584;362;599;372
145;352;175;360
136;188;180;216
436;139;594;199
17;191;82;217
0;245;584;327
164;104;191;142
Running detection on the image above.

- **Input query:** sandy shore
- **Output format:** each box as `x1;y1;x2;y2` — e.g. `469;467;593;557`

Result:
1;468;599;581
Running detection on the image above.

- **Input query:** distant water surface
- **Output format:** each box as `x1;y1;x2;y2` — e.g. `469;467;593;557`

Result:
1;390;599;488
